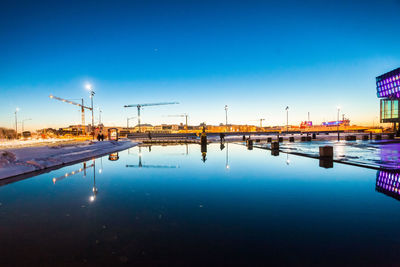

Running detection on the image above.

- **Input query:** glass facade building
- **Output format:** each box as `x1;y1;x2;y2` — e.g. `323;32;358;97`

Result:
376;68;400;99
376;171;400;201
380;99;399;122
376;68;400;124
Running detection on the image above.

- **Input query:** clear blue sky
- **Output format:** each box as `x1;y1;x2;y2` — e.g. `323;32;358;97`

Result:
1;0;400;130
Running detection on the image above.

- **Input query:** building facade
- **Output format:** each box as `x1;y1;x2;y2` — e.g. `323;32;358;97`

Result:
376;68;400;133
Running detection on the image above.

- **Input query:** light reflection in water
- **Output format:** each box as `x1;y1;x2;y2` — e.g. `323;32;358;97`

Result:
52;162;94;184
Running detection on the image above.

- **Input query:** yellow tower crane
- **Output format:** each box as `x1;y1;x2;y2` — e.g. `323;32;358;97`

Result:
49;94;93;135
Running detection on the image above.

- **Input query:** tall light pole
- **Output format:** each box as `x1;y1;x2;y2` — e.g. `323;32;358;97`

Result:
14;107;19;139
285;106;289;133
224;105;228;132
259;118;266;128
22;118;32;132
86;84;95;140
98;108;102;125
184;113;188;132
337;106;341;141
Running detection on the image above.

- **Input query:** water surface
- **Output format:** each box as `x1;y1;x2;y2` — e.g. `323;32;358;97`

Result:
1;143;399;266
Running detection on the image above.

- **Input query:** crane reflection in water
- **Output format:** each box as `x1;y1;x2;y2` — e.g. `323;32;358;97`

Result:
51;158;100;202
126;146;179;169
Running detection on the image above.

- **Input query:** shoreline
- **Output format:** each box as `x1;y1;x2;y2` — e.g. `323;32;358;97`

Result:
0;140;138;183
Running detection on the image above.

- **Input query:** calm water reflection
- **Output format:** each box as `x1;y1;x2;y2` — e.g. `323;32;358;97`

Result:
1;144;400;266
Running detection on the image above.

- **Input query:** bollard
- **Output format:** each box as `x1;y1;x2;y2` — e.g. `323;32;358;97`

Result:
242;135;246;141
246;139;253;150
319;146;333;158
201;134;207;145
362;135;369;141
271;150;279;156
312;133;316;139
278;137;283;142
319;146;334;168
319;158;333;168
267;137;272;143
200;127;207;161
201;145;207;162
289;137;294;142
345;135;356;141
301;136;306;141
271;142;279;150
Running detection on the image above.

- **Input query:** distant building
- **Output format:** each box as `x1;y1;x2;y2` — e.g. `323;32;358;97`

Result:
376;68;400;133
300;121;313;128
58;125;83;136
132;124;154;133
322;120;350;127
153;124;179;133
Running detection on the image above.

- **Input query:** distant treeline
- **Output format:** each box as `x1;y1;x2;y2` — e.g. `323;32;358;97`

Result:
0;127;16;139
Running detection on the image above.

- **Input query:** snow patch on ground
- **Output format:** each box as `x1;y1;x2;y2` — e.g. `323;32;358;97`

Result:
0;140;137;180
0;138;76;148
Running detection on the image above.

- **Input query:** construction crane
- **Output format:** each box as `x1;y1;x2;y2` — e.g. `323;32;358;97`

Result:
49;94;93;135
166;114;189;131
250;118;266;127
124;102;179;132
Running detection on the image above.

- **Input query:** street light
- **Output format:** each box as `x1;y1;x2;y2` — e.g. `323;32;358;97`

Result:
97;107;102;125
14;107;19;139
285;106;289;133
86;84;95;140
224;105;228;132
260;118;265;128
337;106;341;141
22;118;32;132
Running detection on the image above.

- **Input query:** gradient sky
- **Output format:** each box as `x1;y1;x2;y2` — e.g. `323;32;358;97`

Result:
1;0;400;131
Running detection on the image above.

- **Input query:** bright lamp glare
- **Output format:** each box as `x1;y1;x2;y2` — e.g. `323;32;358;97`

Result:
85;84;92;90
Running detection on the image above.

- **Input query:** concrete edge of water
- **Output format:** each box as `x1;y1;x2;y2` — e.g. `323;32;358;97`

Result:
0;141;139;187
